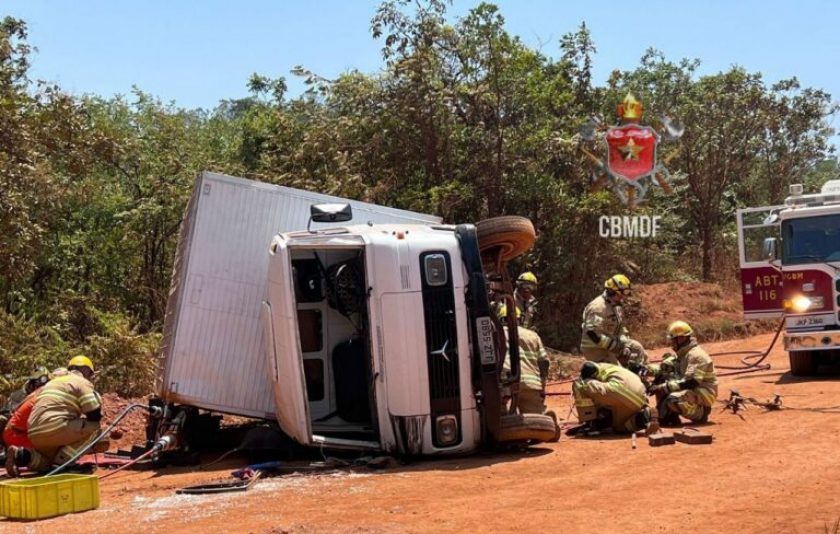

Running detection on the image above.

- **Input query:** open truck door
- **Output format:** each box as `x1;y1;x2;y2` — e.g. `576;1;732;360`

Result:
737;206;785;320
264;235;381;451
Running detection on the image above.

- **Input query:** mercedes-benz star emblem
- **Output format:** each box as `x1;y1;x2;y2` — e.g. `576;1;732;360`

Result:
431;340;450;362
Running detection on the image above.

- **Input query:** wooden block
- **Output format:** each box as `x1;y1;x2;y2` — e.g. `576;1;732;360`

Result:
674;428;713;445
647;432;675;446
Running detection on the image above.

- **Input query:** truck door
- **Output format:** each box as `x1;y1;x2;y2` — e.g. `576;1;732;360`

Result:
262;300;312;445
737;206;784;319
265;239;380;451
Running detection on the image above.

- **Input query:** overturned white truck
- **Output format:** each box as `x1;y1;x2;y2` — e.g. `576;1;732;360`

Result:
149;172;555;457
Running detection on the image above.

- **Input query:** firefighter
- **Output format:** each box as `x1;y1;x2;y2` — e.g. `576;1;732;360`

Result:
499;305;560;440
514;271;539;330
2;368;68;450
5;356;106;476
648;321;718;425
572;361;650;434
579;274;648;368
1;367;50;416
0;366;51;446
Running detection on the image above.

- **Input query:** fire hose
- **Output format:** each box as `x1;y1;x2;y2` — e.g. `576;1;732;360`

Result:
98;447;157;480
709;318;784;376
47;403;163;477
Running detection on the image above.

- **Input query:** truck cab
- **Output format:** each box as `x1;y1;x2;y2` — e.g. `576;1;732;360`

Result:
262;208;557;455
738;180;840;375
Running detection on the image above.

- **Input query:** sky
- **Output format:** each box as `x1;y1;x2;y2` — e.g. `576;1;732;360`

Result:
4;1;840;143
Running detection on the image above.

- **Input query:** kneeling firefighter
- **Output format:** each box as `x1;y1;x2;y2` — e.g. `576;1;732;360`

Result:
572;361;650;434
648;321;718;425
579;274;648;368
6;356;107;476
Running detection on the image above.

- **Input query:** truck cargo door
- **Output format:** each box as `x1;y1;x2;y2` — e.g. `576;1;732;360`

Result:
262;300;313;445
737;206;784;319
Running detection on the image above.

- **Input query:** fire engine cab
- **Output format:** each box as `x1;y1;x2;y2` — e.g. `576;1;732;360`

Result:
738;180;840;376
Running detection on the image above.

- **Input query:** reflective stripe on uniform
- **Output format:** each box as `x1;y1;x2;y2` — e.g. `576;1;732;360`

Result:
78;393;100;413
37;390;80;411
607;381;646;408
695;387;717;406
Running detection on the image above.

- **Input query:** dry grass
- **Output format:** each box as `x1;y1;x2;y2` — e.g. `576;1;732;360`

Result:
625;281;780;349
545;348;582;381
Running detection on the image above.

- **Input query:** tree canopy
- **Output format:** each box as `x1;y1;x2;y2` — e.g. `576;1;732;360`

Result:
0;3;836;394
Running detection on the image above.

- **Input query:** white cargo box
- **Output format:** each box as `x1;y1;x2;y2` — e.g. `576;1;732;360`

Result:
158;172;442;419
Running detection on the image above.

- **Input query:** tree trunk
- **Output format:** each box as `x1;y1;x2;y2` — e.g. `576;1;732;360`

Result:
700;223;714;281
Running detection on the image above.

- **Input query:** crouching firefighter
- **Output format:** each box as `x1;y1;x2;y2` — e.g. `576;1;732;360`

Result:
5;356;108;476
648;321;718;425
572;361;650;434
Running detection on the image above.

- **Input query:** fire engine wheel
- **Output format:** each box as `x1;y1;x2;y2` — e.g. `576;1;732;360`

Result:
475;216;536;265
789;350;817;377
498;413;558;444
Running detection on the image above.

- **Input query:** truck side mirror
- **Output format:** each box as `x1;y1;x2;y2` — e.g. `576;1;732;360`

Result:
762;237;778;260
308;203;353;231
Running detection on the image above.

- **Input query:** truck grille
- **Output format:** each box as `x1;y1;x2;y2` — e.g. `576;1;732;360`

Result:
420;251;461;447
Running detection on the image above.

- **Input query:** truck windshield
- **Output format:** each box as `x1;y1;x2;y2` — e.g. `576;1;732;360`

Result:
782;214;840;265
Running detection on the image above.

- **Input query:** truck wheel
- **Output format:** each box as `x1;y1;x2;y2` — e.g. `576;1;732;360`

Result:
789;350;817;377
475;216;536;264
498;413;557;444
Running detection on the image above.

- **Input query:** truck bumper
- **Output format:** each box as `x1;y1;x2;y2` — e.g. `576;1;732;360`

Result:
784;331;840;351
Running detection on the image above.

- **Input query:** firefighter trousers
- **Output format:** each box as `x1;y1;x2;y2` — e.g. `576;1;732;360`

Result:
659;389;712;424
28;418;100;472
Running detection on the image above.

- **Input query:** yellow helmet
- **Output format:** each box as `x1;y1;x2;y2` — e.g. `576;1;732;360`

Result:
517;272;538;285
68;355;94;373
604;274;631;295
498;304;522;320
666;320;694;339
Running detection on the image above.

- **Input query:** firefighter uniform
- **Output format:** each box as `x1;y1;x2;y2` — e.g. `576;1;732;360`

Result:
503;326;549;414
573;362;648;433
580;294;647;367
514;291;538;331
25;371;102;472
657;340;718;423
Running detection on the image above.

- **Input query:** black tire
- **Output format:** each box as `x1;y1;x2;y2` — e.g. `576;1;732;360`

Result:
789;350;817;377
475;216;536;264
498;413;557;444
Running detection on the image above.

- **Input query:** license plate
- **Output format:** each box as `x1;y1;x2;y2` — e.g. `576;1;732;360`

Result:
789;315;829;328
475;316;496;365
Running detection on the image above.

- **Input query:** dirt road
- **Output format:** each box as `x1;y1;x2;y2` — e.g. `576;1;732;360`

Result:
5;332;840;533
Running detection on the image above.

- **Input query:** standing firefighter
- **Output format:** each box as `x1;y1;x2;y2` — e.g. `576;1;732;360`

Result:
572;361;650;434
500;305;560;440
580;274;648;368
5;356;106;476
514;271;539;330
649;321;718;425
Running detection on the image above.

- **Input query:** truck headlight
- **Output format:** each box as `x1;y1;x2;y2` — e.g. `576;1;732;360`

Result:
791;295;812;313
435;415;459;446
424;254;448;286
